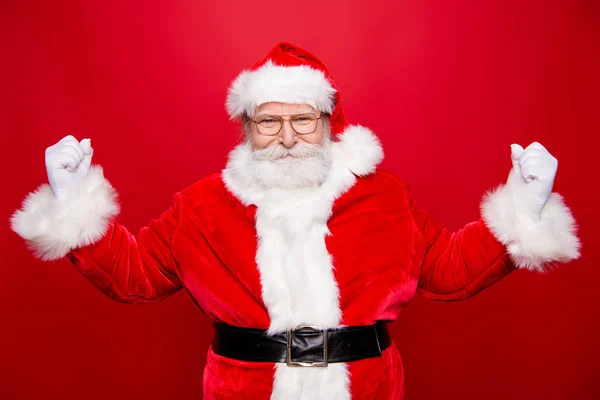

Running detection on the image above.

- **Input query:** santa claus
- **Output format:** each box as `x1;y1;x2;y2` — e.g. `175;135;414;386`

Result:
11;42;581;399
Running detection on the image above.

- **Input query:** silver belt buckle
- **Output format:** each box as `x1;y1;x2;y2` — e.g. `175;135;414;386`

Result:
286;325;328;367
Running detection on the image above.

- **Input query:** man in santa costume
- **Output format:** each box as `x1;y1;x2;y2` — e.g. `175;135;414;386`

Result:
11;42;581;399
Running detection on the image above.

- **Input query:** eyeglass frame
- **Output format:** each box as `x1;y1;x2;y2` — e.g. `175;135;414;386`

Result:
250;112;323;136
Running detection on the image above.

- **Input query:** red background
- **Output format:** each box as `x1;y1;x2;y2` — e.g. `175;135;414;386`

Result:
1;0;598;398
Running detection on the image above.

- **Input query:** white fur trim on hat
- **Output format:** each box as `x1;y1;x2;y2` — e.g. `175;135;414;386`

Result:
480;181;581;272
10;165;120;261
226;60;337;119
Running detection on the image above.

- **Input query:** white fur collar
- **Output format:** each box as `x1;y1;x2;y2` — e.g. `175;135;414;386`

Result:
222;124;383;204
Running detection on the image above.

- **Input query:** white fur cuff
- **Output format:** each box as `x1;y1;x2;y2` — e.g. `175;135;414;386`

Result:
10;165;120;261
480;182;581;272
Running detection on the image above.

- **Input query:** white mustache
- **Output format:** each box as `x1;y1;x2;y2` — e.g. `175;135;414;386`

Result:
252;142;325;161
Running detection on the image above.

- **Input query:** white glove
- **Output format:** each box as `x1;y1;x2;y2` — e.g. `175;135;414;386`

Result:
507;141;558;218
45;135;94;201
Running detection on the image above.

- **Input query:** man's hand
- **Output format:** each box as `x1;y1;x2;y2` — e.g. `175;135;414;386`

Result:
45;135;93;201
508;142;558;218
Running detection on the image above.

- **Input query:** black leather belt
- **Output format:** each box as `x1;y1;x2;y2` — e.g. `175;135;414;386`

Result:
212;321;391;367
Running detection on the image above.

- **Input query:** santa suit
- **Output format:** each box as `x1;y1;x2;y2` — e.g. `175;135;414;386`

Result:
11;43;580;399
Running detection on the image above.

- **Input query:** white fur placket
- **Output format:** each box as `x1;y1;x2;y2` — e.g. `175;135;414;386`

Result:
222;125;383;400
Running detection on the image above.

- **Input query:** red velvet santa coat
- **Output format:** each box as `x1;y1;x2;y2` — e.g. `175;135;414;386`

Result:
11;127;580;399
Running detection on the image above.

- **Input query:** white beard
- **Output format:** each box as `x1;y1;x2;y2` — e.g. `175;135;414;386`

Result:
246;136;333;190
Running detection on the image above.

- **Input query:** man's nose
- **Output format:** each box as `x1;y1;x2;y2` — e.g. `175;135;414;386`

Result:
280;120;298;148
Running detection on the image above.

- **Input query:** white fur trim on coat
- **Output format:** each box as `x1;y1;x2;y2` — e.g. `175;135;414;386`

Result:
480;181;581;272
221;126;383;400
335;125;384;176
10;165;120;261
226;60;337;119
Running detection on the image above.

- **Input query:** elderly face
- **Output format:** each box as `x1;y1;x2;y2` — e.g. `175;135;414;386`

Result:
249;102;325;150
243;102;332;189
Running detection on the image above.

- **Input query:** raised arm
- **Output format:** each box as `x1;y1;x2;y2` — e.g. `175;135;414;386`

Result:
414;205;517;301
10;135;183;304
415;142;581;301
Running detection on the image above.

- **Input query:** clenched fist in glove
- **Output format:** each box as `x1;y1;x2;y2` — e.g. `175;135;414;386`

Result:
45;135;94;201
507;142;558;218
480;140;580;271
10;134;118;260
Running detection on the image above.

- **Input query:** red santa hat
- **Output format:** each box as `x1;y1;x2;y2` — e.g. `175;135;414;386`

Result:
226;42;349;135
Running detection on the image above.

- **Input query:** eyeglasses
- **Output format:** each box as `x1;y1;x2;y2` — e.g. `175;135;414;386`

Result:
251;113;322;136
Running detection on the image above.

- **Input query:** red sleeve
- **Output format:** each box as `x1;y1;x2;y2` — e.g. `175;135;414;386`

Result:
66;194;183;304
412;200;517;302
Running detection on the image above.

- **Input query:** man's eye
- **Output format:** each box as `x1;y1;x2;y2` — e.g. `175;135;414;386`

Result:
262;119;275;124
293;117;312;123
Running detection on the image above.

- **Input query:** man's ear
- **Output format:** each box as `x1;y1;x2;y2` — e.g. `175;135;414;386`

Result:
322;114;339;143
239;114;252;143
